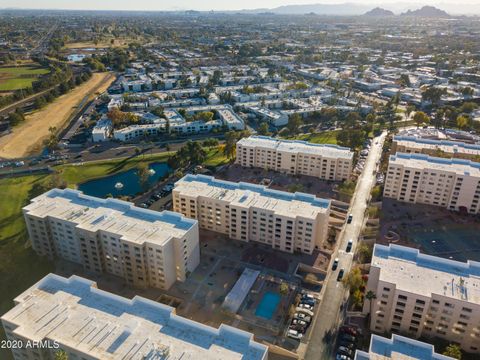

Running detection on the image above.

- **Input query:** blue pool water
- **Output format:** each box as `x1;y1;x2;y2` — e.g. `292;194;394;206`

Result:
255;292;281;319
78;162;171;198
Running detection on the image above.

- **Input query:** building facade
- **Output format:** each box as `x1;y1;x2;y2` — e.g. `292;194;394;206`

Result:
383;153;480;214
23;189;200;290
236;136;353;181
392;135;480;160
173;174;331;254
355;334;454;360
1;274;268;360
364;244;480;354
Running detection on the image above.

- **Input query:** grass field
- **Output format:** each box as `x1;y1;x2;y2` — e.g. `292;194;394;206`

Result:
0;65;50;91
284;130;340;145
203;145;230;167
0;72;115;159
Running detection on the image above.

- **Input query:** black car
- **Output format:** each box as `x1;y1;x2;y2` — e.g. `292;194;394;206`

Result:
347;214;353;223
340;334;357;344
346;239;353;253
337;269;345;281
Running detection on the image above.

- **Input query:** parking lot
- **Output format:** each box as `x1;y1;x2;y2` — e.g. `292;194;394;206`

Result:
378;199;480;262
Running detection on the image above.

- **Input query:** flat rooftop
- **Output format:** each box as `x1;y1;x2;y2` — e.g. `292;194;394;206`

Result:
174;174;330;218
23;188;197;246
355;334;453;360
2;274;267;360
393;135;480;155
389;153;480;177
372;244;480;304
237;136;353;159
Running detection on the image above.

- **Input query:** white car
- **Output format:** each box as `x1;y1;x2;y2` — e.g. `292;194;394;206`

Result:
287;329;303;340
299;303;313;310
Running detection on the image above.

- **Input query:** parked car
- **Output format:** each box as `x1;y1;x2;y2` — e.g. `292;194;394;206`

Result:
338;340;355;350
340;334;357;344
332;257;339;271
301;298;315;307
298;303;313;311
289;324;306;333
295;307;314;317
347;214;353;223
292;319;308;327
294;313;312;323
336;354;352;360
337;346;354;357
287;329;303;340
346;239;353;252
340;326;358;336
337;269;345;281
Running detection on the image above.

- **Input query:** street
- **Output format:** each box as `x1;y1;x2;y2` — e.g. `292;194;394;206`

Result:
303;131;387;360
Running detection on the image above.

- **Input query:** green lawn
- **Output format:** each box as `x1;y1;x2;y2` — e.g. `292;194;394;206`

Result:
0;65;50;91
203;145;230;167
285;130;340;145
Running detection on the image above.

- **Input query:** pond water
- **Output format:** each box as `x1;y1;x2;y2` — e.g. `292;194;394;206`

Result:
78;162;171;198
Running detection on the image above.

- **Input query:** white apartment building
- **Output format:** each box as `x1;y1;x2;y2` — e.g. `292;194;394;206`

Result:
236;136;353;181
392;135;480;159
173;174;331;254
383;153;480;214
355;334;454;360
23;189;200;290
364;244;480;354
1;274;268;360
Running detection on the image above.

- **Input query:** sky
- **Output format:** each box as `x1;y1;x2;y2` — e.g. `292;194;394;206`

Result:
0;0;476;11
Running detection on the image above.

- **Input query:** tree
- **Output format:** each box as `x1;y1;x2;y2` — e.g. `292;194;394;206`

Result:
287;114;303;135
352;289;363;308
422;86;446;108
55;350;68;360
44;126;59;152
365;290;377;327
223;131;237;159
456;115;469;130
405;105;415;120
342;267;364;294
203;138;219;148
137;163;150;189
443;344;462;359
413;111;430;128
279;283;289;296
357;243;373;263
258;122;269;135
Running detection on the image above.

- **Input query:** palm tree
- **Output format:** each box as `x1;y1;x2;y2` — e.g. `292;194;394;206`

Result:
365;290;377;328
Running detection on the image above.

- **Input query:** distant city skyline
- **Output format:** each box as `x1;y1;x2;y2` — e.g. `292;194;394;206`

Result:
0;0;478;12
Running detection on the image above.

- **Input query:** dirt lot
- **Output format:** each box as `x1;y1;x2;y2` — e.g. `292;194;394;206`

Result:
0;72;115;159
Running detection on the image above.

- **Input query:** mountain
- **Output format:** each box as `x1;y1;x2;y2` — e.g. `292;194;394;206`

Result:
364;7;394;16
265;3;372;16
401;6;450;17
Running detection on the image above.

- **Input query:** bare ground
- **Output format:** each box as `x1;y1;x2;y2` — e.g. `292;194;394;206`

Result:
0;72;115;159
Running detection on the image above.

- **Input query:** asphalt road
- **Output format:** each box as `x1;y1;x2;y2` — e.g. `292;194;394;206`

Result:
303;131;387;360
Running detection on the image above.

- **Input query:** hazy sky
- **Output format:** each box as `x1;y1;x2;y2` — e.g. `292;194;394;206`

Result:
0;0;476;11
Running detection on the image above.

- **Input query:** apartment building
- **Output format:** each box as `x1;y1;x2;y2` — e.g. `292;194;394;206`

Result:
173;174;330;254
236;136;353;181
23;188;200;290
364;244;480;354
383;153;480;214
1;274;268;360
355;334;454;360
392;135;480;160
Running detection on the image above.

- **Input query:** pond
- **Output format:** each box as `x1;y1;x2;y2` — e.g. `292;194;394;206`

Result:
78;162;171;198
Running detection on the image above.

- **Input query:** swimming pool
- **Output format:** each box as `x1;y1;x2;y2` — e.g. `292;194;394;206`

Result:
255;292;281;319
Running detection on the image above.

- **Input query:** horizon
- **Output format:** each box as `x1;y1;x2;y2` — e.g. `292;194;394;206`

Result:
0;0;478;12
